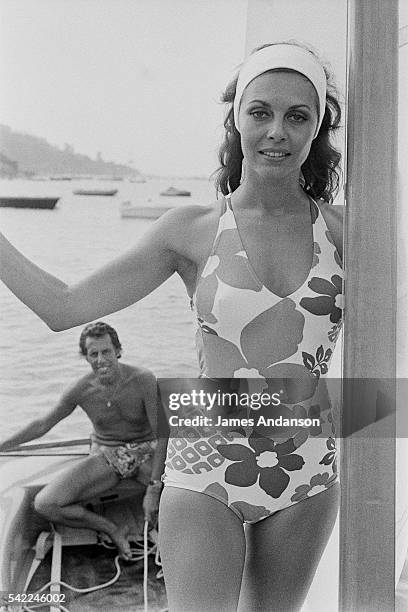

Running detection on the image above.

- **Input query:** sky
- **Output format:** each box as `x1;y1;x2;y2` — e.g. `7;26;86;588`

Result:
0;0;248;177
1;0;405;178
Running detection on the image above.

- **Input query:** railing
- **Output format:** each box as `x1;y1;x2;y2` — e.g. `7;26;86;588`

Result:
0;438;91;455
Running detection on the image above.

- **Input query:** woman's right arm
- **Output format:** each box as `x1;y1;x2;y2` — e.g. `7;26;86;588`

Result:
0;208;188;331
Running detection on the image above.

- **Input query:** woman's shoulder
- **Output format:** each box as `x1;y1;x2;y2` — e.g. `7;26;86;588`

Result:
161;200;221;226
153;199;223;253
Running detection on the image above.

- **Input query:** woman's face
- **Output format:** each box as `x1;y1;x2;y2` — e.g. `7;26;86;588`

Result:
238;70;319;183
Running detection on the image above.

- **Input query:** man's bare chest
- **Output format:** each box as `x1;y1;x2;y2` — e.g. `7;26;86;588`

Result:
79;384;147;425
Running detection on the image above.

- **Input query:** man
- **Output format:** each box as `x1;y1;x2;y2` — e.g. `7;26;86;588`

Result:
0;321;168;560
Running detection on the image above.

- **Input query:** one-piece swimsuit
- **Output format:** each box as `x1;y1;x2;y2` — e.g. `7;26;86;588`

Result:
163;194;343;523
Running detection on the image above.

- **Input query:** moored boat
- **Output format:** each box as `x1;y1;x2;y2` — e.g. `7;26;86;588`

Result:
120;200;173;219
73;189;118;196
159;186;191;197
0;439;167;611
0;197;59;209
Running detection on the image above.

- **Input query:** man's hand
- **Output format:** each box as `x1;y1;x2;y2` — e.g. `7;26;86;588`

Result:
143;481;163;527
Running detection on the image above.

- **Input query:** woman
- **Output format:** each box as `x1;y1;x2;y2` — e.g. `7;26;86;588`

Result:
0;42;343;611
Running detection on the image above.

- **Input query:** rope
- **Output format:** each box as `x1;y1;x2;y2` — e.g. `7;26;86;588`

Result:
144;520;149;612
21;525;162;612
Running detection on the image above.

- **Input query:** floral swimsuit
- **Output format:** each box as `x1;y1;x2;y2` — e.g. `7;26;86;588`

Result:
90;436;156;479
163;195;343;523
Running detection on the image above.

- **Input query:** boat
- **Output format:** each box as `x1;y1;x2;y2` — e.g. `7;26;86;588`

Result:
0;197;59;209
129;177;147;183
0;439;167;611
159;186;191;197
73;189;118;196
120;200;173;219
98;177;124;182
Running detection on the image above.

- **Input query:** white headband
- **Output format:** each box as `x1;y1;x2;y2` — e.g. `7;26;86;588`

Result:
233;44;327;138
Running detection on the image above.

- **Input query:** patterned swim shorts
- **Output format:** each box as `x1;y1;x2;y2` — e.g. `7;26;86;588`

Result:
90;438;157;479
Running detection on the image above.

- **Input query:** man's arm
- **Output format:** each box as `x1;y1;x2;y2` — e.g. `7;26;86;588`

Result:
0;385;79;451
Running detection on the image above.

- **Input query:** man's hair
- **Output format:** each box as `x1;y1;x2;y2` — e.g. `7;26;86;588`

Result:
79;321;122;357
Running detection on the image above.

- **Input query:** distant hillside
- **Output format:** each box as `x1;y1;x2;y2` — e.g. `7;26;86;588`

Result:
0;124;141;178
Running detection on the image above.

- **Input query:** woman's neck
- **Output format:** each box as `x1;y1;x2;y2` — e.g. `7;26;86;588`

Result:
233;173;308;215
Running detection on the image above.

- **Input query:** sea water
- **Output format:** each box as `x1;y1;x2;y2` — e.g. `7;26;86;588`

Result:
0;176;216;439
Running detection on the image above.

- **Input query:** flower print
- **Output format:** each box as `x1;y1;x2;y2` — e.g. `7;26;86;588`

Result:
217;432;305;498
300;275;343;323
198;299;308;380
334;293;344;310
292;403;323;436
197;316;218;333
302;345;333;377
202;255;220;277
312;242;321;268
291;472;337;502
328;321;342;342
310;199;320;223
113;447;137;473
194;273;219;325
334;250;342;268
233;370;269;394
319;437;336;471
240;299;305;371
204;482;229;503
214;229;263;291
325;230;342;269
234;367;265;379
327;410;337;436
194;226;262;327
261;365;318;403
251;399;317;441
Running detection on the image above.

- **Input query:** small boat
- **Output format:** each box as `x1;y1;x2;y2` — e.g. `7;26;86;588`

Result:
0;439;167;611
129;177;147;183
120;200;173;219
159;186;191;197
0;197;59;209
73;189;118;197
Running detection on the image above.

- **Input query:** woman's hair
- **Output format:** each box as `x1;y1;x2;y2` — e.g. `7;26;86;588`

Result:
214;42;342;203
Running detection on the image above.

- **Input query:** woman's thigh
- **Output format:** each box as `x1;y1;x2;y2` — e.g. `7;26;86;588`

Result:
238;483;340;612
159;487;246;612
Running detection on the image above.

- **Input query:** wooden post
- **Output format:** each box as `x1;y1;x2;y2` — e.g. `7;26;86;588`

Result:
341;1;398;610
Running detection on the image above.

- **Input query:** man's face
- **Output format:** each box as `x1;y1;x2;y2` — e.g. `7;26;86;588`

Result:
84;334;120;383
